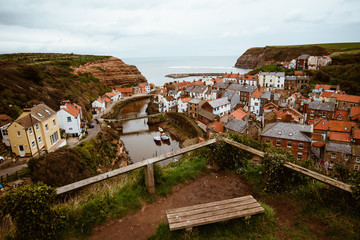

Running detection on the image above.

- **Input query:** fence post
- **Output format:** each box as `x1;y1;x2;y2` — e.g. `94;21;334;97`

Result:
144;163;155;194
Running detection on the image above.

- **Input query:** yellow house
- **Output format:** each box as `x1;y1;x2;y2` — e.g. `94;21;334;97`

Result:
7;103;66;157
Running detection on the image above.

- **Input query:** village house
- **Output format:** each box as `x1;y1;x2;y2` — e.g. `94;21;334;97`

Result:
224;119;248;135
312;84;340;94
203;87;218;100
294;71;310;90
201;97;231;117
116;88;133;97
350;106;360;121
229;108;248;121
222;91;240;111
239;75;258;86
306;101;335;122
177;97;191;113
261;122;312;160
284;76;297;90
91;98;106;114
212;82;229;98
0;114;13;147
336;94;360;111
250;90;262;116
207;121;224;138
138;83;151;93
7;103;65;157
189;85;208;99
333;110;349;121
188;98;204;119
324;142;352;171
296;54;310;69
159;96;177;113
223;73;240;83
276;106;305;124
258;72;285;89
198;109;218;126
57;102;84;138
104;90;120;102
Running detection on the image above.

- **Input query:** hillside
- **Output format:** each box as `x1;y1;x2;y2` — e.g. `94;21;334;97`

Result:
235;42;360;69
0;53;147;120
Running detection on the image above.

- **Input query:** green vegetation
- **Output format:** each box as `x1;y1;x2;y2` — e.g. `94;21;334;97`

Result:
0;183;65;240
0;53;111;120
272;42;360;51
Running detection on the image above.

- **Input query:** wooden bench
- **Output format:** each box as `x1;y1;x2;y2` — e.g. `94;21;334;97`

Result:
166;195;265;231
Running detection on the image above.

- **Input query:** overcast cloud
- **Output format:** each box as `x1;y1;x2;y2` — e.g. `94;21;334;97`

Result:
0;0;359;57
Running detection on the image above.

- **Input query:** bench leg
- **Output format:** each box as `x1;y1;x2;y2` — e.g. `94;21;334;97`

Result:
245;216;251;220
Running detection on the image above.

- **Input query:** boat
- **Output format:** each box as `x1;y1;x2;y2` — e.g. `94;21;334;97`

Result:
153;136;161;142
158;127;164;132
160;134;170;141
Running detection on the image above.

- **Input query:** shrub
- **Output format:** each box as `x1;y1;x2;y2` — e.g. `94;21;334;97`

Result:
0;183;65;240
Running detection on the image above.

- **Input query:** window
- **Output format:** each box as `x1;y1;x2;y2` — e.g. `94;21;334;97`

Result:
322;112;326;117
299;143;304;149
53;119;56;126
44;109;50;114
35;124;39;131
356;157;360;163
45;124;49;131
31;140;36;148
287;141;292;148
1;129;8;136
67;117;72;122
276;140;281;146
50;132;59;145
38;136;42;143
331;152;336;158
17;131;21;137
28;127;33;135
345;155;349;161
355;165;359;171
265;138;270;143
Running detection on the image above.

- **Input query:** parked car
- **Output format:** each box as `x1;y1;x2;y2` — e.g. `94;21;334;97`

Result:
88;121;95;128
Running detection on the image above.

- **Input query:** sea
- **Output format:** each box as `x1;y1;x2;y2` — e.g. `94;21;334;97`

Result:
121;56;251;87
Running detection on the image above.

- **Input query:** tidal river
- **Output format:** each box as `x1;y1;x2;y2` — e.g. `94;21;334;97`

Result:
119;99;180;164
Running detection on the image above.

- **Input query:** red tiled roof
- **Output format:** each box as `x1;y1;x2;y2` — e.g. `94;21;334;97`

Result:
244;75;258;81
251;90;262;98
276;110;299;122
294;71;303;76
337;94;360;103
62;103;80;118
312;141;325;147
231;108;247;120
263;102;279;110
329;132;351;142
181;97;191;103
177;82;190;89
353;129;360;139
312;133;323;141
350;106;360;120
313;119;329;131
333;110;349;120
116;88;133;93
320;91;333;98
329;120;357;132
96;98;104;104
314;84;339;90
224;73;239;79
209;121;224;133
104;97;111;103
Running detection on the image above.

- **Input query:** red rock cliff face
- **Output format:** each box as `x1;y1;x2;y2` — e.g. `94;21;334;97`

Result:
73;57;147;87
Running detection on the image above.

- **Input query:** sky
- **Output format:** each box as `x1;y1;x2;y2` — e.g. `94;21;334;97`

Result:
0;0;359;58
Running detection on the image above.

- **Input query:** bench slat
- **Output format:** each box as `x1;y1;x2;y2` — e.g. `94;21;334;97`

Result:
166;195;253;215
169;206;265;230
168;202;261;224
167;197;257;219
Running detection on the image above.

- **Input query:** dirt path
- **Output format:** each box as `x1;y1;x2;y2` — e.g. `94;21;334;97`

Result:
90;171;254;240
90;170;327;240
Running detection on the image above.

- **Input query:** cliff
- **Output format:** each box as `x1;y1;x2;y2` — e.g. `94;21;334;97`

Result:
72;57;147;87
235;45;333;69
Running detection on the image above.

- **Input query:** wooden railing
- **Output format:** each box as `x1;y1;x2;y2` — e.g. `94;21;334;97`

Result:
56;137;353;195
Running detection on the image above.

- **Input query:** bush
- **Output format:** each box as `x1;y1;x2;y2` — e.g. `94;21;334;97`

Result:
0;183;65;240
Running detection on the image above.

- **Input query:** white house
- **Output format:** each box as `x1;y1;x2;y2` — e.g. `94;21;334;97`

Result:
91;98;106;113
57;103;84;138
202;97;231;117
190;85;208;99
0;122;11;147
203;87;218;100
105;90;120;102
223;73;240;84
250;90;263;115
159;96;177;112
177;97;191;113
258;72;285;89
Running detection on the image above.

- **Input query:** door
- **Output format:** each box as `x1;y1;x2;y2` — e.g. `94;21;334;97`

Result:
18;145;25;157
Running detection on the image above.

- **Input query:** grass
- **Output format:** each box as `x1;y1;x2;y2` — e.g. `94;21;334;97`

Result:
271;42;360;50
148;202;277;240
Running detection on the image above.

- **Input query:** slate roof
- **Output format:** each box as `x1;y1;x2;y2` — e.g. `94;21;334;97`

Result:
225;119;248;134
261;122;312;142
208;97;230;109
213;82;229;89
261;91;271;100
308;101;335;111
188;98;202;104
326;142;352;154
199;109;217;121
193;85;207;93
285;76;297;81
16;114;40;128
259;72;285;77
240;85;257;93
185;86;194;93
227;84;243;92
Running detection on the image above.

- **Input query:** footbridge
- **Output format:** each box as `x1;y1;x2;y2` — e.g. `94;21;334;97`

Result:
56;137;353;195
103;113;162;122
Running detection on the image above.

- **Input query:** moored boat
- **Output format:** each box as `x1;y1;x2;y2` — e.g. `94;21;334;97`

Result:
158;127;164;132
153;136;161;142
160;134;170;141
